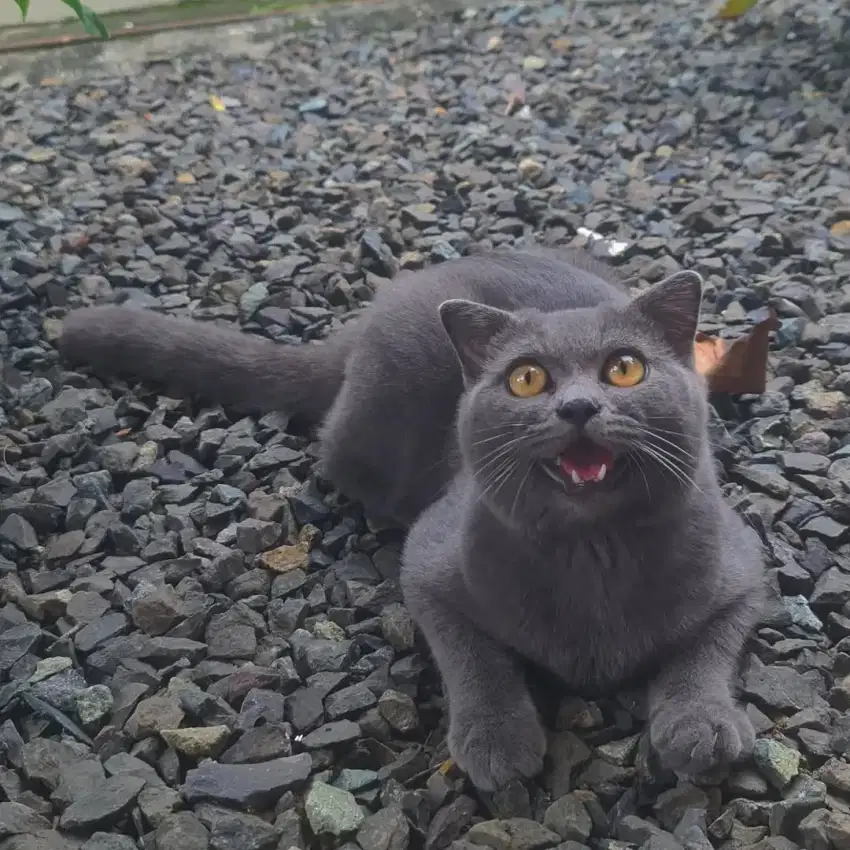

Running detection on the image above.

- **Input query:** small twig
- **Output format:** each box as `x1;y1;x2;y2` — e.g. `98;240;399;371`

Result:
19;690;94;747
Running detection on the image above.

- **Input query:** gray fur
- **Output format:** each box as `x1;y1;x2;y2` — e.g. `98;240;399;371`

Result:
59;249;625;524
58;249;764;788
59;303;355;423
402;268;764;789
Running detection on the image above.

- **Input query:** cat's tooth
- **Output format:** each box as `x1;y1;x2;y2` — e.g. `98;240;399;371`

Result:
570;470;583;486
595;464;607;482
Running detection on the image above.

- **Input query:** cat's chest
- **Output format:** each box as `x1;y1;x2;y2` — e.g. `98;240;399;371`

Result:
463;530;699;689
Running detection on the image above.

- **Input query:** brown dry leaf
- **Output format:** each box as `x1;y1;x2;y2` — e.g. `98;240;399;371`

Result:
115;428;132;438
694;335;726;377
175;172;196;185
694;307;778;394
830;220;850;238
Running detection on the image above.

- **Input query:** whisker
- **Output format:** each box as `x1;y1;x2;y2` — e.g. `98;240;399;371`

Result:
644;414;724;449
641;442;693;479
510;462;535;519
475;432;529;462
478;455;511;489
475;439;528;477
639;445;690;490
638;442;686;477
471;422;530;436
493;460;518;501
630;426;700;463
480;457;518;504
626;453;652;501
606;418;700;465
639;443;704;494
471;431;529;448
477;452;516;492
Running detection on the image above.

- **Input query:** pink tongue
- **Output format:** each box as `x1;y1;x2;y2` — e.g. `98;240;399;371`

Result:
560;445;614;482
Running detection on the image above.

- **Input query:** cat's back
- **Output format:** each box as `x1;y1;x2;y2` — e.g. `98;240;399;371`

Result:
356;249;628;368
370;248;626;321
461;248;629;312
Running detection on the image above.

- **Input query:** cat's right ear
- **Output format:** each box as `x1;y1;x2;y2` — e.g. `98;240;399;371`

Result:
439;299;517;380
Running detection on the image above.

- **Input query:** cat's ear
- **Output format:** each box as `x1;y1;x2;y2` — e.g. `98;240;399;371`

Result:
439;299;517;379
632;270;703;362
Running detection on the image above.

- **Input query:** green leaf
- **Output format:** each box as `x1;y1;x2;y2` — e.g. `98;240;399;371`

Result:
79;5;109;38
58;0;110;37
13;0;30;22
59;0;85;17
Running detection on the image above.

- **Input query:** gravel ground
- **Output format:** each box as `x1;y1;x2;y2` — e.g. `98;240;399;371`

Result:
2;1;850;849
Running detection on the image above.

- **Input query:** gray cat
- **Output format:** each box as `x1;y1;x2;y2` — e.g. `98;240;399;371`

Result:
58;249;765;789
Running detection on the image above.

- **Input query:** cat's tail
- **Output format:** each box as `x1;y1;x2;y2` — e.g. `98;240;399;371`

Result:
58;305;354;422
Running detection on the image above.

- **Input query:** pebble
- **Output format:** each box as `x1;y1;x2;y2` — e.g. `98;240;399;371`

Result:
58;776;146;832
183;753;312;808
75;685;114;727
542;794;593;843
378;690;419;733
753;739;801;789
305;780;365;836
159;725;231;758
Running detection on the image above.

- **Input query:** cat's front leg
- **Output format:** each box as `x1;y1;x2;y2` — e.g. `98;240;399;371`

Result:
648;601;758;777
403;570;546;791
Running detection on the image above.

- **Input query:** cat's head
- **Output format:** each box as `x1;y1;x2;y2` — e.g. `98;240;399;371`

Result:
439;270;710;525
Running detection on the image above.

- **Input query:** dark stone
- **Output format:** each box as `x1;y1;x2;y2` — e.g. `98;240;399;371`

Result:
300;720;361;749
155;812;210;850
219;724;292;763
58;775;146;832
356;805;410;850
183;753;312;808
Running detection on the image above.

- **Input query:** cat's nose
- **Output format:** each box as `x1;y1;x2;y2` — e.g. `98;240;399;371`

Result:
556;398;600;427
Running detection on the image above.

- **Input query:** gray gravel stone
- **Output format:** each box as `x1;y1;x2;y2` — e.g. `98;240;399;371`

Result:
58;775;146;832
753;739;801;789
155;812;210;850
305;780;364;836
183;752;312;808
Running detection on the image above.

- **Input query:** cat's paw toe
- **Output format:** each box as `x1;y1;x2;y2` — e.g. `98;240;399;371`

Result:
449;707;546;791
651;699;755;776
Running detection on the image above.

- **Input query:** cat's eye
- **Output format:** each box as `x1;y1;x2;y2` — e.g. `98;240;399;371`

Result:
507;363;549;398
602;352;646;388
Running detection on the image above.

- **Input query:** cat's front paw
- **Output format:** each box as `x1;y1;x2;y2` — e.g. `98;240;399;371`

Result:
449;701;546;791
650;698;755;776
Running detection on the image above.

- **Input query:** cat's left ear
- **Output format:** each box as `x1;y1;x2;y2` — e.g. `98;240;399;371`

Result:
439;299;518;381
631;270;703;362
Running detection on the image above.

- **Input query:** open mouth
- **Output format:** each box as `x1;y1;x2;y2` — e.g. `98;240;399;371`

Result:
557;438;616;486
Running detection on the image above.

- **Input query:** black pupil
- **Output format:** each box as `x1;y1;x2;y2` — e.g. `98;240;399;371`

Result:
616;357;632;374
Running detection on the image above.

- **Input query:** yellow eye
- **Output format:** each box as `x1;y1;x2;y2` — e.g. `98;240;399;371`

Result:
507;363;549;398
603;353;646;388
